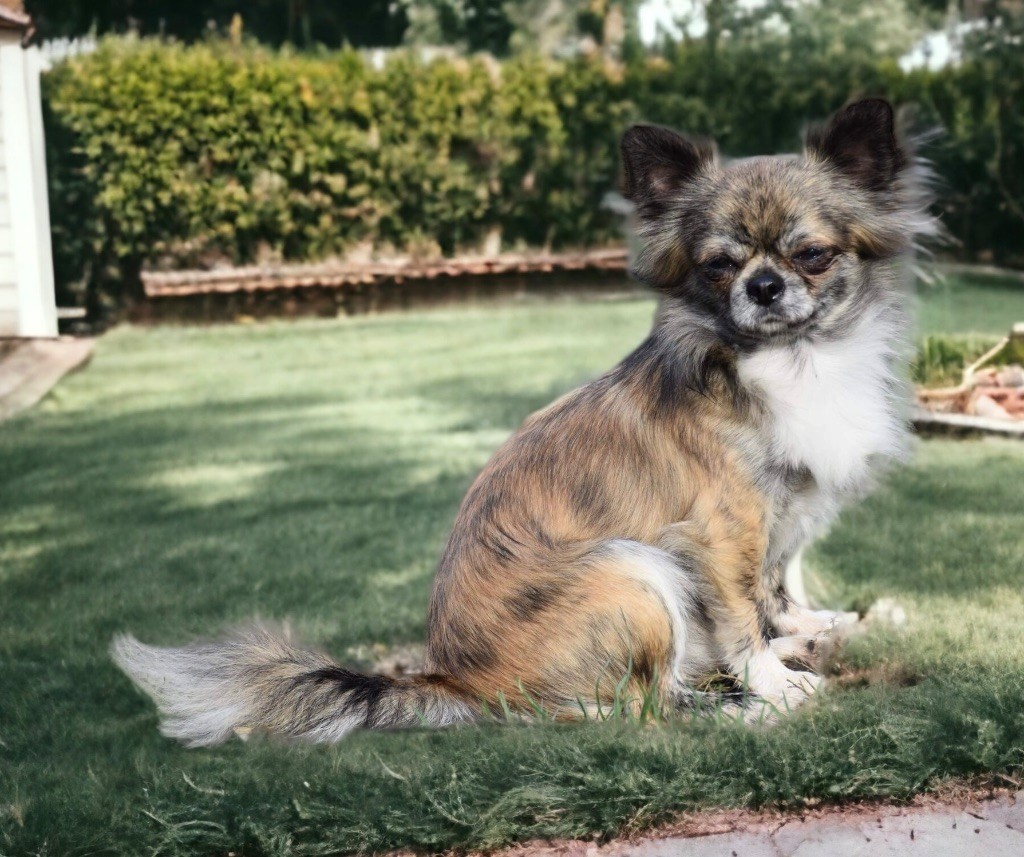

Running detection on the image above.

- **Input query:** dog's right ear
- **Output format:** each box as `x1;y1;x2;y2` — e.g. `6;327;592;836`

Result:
620;125;715;214
805;99;905;193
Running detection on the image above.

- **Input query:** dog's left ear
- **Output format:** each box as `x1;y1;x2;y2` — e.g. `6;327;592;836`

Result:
620;124;715;214
805;99;904;192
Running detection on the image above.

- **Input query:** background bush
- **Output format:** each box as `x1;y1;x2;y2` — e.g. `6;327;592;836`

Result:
44;41;633;309
42;16;1024;312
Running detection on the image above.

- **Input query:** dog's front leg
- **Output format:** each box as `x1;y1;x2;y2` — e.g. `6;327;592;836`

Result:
657;520;821;714
769;549;857;638
772;568;858;639
775;605;858;638
723;601;822;715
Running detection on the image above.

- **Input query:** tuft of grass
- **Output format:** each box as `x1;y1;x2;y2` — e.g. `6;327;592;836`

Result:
911;334;1001;387
1;272;1023;855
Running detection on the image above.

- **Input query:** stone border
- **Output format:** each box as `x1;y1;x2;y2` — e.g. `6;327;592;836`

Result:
446;788;1024;857
913;407;1024;439
141;248;630;298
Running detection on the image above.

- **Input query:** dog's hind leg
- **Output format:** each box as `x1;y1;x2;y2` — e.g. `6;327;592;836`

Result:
428;538;714;718
777;548;858;637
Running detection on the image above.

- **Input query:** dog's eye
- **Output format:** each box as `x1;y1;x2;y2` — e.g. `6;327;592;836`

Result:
793;246;835;272
702;255;737;278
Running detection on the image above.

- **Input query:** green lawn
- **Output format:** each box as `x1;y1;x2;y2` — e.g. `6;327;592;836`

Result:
914;268;1024;338
1;271;1023;855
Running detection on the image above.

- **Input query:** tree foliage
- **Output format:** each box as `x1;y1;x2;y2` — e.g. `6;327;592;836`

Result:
892;10;1024;263
24;0;635;52
42;9;1024;312
25;0;410;47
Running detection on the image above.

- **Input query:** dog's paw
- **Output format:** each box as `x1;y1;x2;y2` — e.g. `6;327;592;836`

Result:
770;633;835;671
779;607;859;638
741;670;822;723
773;668;821;706
735;649;823;717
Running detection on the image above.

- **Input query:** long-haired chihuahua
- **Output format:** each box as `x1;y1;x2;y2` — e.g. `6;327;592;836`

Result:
113;99;938;745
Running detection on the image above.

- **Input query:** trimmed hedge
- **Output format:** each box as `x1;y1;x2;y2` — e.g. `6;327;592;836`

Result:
43;41;633;309
42;32;1024;311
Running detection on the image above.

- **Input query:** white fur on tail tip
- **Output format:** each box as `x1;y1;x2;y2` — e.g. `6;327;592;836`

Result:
112;633;264;748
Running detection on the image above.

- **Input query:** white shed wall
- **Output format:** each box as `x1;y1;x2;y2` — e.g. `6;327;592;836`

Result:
0;34;57;338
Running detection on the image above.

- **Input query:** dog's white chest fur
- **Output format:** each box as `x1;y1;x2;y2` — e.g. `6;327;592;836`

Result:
737;313;908;492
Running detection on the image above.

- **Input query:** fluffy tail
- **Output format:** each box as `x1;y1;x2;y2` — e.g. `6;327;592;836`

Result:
111;626;473;747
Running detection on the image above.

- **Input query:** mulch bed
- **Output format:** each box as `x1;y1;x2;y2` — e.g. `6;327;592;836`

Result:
916;325;1024;437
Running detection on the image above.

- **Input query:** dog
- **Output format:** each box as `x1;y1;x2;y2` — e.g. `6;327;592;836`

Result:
113;99;938;745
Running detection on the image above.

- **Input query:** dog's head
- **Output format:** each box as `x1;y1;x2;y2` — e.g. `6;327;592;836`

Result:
621;100;933;343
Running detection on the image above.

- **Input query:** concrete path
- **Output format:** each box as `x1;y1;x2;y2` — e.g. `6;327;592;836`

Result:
0;337;93;421
496;791;1024;857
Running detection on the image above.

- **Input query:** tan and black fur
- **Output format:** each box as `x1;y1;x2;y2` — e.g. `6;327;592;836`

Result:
113;100;938;745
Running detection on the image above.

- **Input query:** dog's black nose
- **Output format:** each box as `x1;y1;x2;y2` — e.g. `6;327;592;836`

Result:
746;273;785;307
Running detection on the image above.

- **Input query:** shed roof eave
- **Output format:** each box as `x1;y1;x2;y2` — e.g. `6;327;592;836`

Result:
0;5;31;31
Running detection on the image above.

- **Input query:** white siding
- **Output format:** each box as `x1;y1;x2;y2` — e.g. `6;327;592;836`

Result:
0;174;14;311
0;187;12;316
0;61;8;231
0;276;17;308
0;48;17;336
0;259;14;287
0;90;11;259
0;77;11;329
0;204;12;255
0;91;10;233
